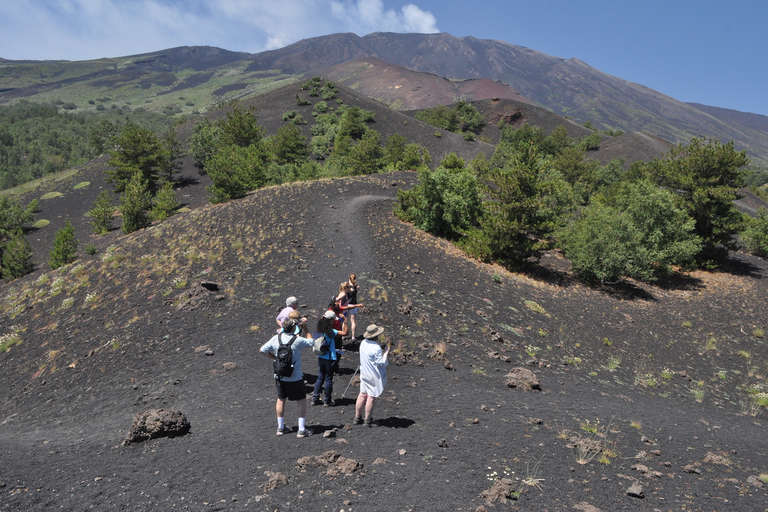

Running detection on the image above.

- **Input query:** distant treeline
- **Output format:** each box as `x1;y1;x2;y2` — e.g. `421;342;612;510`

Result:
0;101;176;190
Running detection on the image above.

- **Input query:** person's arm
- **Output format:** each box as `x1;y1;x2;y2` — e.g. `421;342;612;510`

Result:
262;351;276;361
375;345;389;366
338;322;349;337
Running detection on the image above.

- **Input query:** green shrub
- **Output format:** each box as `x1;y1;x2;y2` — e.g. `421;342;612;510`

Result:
151;182;180;221
741;208;768;257
2;230;34;280
89;190;116;234
49;220;78;269
558;181;700;283
206;143;268;203
120;173;152;234
395;156;481;239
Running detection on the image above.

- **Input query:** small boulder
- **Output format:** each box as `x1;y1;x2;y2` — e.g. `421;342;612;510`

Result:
626;481;644;498
504;367;541;391
122;409;190;445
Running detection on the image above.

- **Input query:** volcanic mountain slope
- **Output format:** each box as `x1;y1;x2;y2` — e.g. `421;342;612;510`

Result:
3;32;768;168
311;56;532;111
1;171;768;511
250;32;768;167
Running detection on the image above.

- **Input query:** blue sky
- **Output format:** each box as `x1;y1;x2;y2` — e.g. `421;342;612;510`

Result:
1;0;766;116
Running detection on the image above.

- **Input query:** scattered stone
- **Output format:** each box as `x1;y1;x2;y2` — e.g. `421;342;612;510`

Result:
487;330;504;343
683;464;701;474
480;478;517;504
703;452;730;466
650;449;661;456
626;481;644;498
323;428;337;438
222;362;237;371
528;418;544;425
372;458;388;465
170;281;223;310
296;450;362;476
122;409;190;445
443;361;455;371
574;502;602;512
504;367;541;391
398;449;407;455
262;471;288;491
747;475;764;488
631;464;649;474
397;301;413;315
487;350;511;362
204;348;214;356
437;439;448;448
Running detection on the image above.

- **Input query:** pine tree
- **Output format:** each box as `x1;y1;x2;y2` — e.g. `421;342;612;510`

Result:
89;190;116;234
2;229;34;281
151;182;180;221
120;173;152;234
49;220;78;270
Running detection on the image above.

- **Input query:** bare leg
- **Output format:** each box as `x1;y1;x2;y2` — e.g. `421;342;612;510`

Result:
349;313;356;338
297;398;307;419
276;398;286;428
355;392;367;419
364;396;375;420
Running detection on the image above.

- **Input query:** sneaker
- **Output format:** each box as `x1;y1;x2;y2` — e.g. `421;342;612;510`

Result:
296;428;314;438
323;400;332;407
276;426;291;436
353;417;363;425
364;418;374;428
311;398;322;406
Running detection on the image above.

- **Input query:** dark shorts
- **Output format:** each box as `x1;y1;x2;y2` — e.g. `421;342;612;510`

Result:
275;378;306;401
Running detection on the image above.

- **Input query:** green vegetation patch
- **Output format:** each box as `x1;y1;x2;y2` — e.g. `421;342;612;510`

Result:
32;219;50;228
40;192;64;200
73;182;90;189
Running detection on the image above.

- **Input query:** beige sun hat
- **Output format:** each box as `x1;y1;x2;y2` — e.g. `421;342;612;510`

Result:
363;324;385;339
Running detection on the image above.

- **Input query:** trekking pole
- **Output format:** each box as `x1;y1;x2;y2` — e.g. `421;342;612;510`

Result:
342;365;360;398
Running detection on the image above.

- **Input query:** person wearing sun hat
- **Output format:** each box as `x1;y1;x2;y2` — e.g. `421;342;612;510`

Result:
354;324;389;427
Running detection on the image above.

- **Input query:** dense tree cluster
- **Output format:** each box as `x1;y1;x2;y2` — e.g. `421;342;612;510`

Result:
396;124;751;283
187;81;431;204
414;101;485;140
0;101;175;190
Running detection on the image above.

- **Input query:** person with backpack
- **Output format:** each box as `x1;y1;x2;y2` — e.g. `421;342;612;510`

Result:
311;310;348;406
260;317;316;438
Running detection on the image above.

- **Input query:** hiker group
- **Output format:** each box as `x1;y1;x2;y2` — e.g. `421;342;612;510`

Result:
259;274;390;438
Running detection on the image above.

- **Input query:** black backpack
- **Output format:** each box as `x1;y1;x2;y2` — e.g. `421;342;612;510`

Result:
274;333;297;379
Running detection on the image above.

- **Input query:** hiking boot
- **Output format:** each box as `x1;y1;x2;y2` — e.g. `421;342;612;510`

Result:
311;398;322;406
364;418;374;428
296;428;314;438
276;426;291;436
323;400;333;407
353;417;363;425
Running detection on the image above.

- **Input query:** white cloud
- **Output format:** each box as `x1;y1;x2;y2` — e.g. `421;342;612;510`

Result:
0;0;438;60
329;0;438;33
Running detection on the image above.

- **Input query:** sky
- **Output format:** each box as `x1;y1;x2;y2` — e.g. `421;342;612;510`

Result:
1;0;766;116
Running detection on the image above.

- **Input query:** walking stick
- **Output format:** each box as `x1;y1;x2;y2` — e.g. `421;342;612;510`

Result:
342;365;360;398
